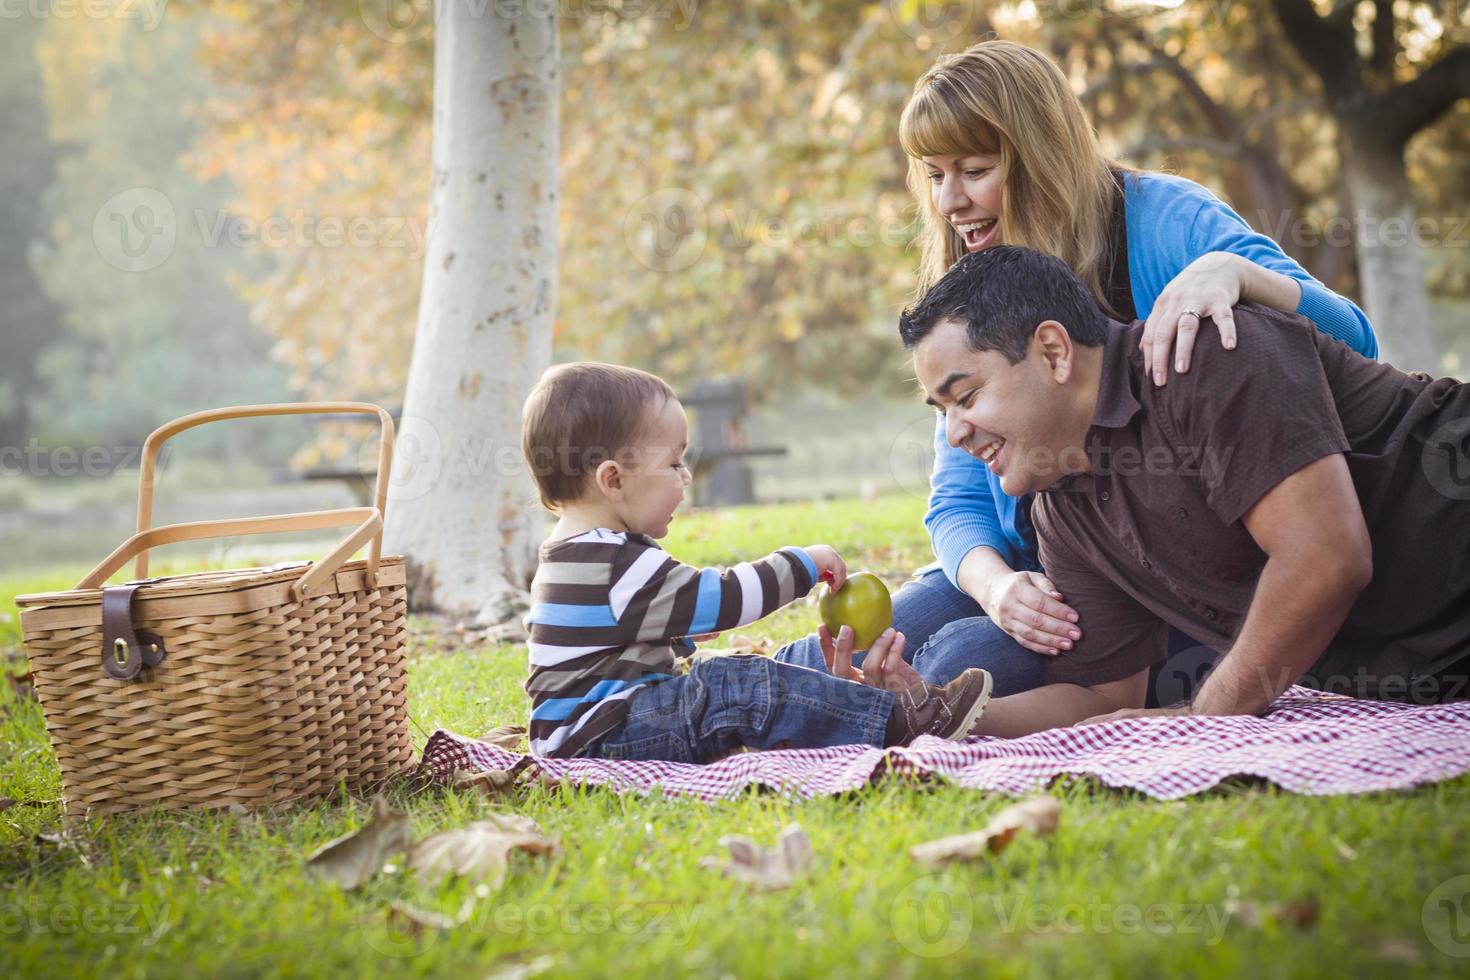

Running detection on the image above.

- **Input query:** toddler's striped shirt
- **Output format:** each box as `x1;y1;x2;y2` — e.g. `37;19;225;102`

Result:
524;528;819;758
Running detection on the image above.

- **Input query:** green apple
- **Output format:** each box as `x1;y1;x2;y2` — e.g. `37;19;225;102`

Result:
817;571;893;651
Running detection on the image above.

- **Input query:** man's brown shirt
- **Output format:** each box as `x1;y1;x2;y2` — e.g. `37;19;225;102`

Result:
1033;303;1470;697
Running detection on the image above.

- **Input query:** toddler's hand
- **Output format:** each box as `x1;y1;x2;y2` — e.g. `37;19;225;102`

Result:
805;545;847;591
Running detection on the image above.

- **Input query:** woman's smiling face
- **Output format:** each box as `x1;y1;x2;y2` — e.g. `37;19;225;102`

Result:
922;153;1004;253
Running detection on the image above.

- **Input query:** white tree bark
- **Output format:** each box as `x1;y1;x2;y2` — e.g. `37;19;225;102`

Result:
1341;150;1439;372
384;0;557;624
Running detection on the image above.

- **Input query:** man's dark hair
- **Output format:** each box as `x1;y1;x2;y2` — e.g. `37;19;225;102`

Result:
898;245;1109;361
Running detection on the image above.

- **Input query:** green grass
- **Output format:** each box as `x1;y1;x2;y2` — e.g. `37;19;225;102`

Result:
2;495;1467;978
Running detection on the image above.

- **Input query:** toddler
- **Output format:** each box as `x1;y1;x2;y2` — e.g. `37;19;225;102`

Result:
520;362;993;761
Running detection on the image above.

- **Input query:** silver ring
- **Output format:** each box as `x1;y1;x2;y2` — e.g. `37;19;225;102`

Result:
1180;308;1202;321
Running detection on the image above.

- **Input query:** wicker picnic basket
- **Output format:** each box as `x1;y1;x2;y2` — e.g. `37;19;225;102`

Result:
15;403;415;820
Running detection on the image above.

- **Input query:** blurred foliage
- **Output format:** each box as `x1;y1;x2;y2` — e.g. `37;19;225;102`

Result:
6;0;1468;453
27;10;290;452
0;15;64;450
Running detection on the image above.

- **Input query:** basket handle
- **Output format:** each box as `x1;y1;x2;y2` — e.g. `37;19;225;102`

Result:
134;402;395;581
76;508;384;600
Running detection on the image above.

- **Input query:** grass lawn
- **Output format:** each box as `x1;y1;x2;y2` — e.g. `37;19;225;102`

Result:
2;494;1467;978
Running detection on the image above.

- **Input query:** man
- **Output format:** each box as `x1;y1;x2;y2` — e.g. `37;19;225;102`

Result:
841;244;1468;737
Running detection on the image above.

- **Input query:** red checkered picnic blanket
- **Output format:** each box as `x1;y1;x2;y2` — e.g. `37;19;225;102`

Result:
415;687;1470;801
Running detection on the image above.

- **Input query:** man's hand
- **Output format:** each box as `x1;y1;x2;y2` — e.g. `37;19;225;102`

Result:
1076;704;1192;727
805;545;847;591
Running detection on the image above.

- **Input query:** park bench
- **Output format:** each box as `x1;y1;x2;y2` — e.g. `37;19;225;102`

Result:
296;376;786;508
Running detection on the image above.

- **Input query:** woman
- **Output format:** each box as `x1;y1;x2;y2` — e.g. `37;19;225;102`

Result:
774;39;1377;700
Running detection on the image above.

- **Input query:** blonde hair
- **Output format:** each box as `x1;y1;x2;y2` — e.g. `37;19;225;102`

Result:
899;39;1127;316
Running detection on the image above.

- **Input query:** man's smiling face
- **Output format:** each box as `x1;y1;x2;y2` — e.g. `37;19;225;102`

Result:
913;316;1088;496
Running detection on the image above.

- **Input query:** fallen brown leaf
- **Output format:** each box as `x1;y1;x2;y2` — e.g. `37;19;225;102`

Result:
1275;900;1320;929
699;823;813;890
1226;898;1320;931
387;897;474;937
1373;938;1424;964
453;768;521;800
726;634;772;655
8;671;36;702
478;725;529;752
485;954;558;980
910;797;1061;865
305;796;411;890
407;812;558;888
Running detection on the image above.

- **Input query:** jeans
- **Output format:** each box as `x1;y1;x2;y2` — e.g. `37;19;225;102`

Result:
774;566;1217;707
585;654;895;763
773;567;1047;696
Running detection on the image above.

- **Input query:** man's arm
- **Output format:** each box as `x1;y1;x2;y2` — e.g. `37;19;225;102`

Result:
1187;453;1373;716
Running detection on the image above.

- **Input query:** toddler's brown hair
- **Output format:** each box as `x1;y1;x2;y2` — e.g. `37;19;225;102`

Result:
521;362;678;510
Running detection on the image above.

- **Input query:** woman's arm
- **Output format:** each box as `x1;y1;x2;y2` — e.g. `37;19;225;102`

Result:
1132;178;1379;383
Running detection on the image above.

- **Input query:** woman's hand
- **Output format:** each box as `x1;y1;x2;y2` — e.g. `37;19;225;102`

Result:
1139;251;1242;385
983;570;1081;656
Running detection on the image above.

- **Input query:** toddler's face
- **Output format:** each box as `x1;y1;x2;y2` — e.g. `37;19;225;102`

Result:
619;397;691;538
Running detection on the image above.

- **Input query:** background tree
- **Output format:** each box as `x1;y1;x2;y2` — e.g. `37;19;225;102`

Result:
379;1;558;621
1273;0;1468;369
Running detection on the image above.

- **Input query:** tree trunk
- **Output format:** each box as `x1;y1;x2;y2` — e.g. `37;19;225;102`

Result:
1340;143;1438;372
384;0;558;624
